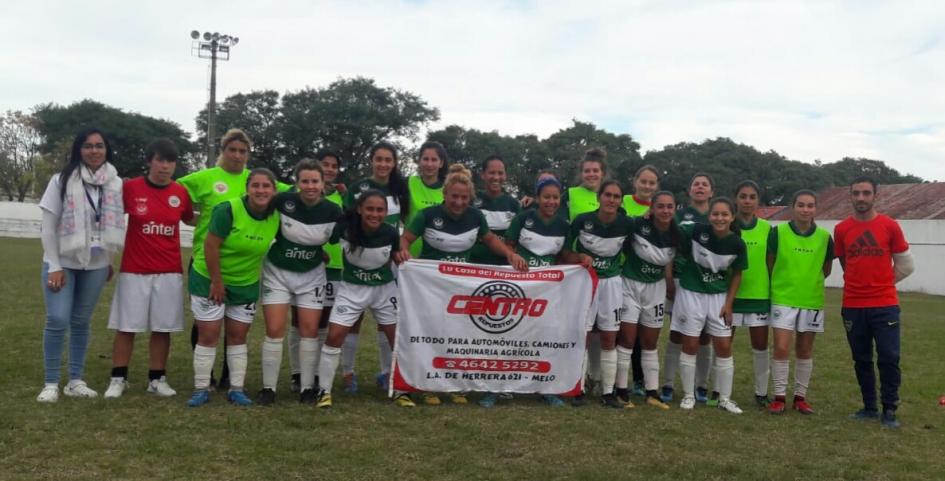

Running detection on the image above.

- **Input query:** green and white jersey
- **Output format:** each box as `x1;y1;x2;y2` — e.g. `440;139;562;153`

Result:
558;186;599;221
470;191;521;265
338;222;399;286
622;216;677;283
178;167;290;261
622;195;651;218
345;178;402;226
768;221;834;310
505;209;570;267
189;197;280;304
566;211;633;279
678;223;747;294
407;204;489;262
733;216;772;313
672;205;709;276
266;192;342;273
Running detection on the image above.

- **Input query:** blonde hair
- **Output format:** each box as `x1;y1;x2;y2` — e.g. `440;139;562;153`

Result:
215;128;252;167
443;163;474;195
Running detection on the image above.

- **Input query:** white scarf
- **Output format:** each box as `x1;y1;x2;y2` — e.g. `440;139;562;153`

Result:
57;163;125;266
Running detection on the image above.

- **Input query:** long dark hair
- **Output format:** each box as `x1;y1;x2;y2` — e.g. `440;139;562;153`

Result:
418;140;449;181
60;128;114;201
370;141;410;220
709;196;739;235
650;190;683;248
344;189;387;255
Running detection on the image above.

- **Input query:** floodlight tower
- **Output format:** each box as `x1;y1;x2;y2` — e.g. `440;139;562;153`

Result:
190;30;239;167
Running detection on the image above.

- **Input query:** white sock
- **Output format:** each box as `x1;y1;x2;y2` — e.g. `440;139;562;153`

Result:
642;349;660;392
663;340;681;388
772;359;789;397
679;352;697;397
582;349;589;391
226;344;248;392
615;345;633;389
300;337;320;391
261;336;283;390
341;333;359;375
752;348;769;396
695;343;713;390
288;325;301;376
193;344;216;391
794;358;813;399
314;328;327;373
318;345;341;394
714;356;734;401
377;331;392;375
587;333;602;382
600;348;617;394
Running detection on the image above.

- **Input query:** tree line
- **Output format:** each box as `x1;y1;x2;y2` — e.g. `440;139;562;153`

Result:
0;76;923;204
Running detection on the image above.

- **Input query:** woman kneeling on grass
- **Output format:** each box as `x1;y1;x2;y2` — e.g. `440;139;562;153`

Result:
316;190;414;408
187;168;280;407
670;197;747;413
766;190;834;415
395;164;528;406
258;159;342;406
615;191;680;410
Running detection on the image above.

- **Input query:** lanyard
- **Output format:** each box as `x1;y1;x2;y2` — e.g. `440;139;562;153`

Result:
84;184;103;223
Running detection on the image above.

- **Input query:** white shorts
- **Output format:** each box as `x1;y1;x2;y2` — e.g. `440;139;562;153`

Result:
771;305;824;333
329;281;398;327
665;279;681;316
190;295;257;324
108;273;184;333
261;260;325;309
585;276;622;332
323;279;338;307
620;277;666;328
669;288;732;338
732;312;770;328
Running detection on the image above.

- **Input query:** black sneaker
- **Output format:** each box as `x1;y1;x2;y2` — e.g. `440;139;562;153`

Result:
257;388;276;406
601;393;624;409
300;388;318;405
849;408;880;421
289;374;301;393
755;395;771;407
571;391;588;407
881;410;901;429
615;388;631;404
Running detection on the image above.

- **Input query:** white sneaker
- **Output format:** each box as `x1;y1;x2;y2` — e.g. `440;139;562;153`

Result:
104;377;128;399
718;398;743;414
680;395;696;410
64;380;98;398
147;377;177;397
37;384;59;403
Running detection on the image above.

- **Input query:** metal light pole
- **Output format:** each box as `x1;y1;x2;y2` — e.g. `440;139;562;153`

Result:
191;30;239;167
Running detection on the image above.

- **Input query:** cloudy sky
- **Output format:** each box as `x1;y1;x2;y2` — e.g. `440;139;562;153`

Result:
2;1;943;179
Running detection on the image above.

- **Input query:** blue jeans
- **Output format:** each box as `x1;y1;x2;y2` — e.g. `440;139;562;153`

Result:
42;263;110;384
841;306;901;412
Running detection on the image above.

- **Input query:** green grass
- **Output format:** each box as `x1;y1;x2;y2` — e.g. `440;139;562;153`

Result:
1;237;943;480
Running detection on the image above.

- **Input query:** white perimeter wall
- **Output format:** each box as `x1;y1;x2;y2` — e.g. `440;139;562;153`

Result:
2;202;942;296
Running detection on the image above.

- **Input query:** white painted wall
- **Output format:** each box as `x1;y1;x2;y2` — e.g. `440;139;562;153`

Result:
2;201;941;296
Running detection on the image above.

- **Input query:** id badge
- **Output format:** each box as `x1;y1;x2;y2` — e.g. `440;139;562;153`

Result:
90;221;103;250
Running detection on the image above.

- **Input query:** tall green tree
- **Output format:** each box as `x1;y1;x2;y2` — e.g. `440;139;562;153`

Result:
194;90;283;175
280;77;439;182
34;99;194;178
820;157;923;186
0;111;42;201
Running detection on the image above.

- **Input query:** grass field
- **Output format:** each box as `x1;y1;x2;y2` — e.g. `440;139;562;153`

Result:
1;237;943;481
